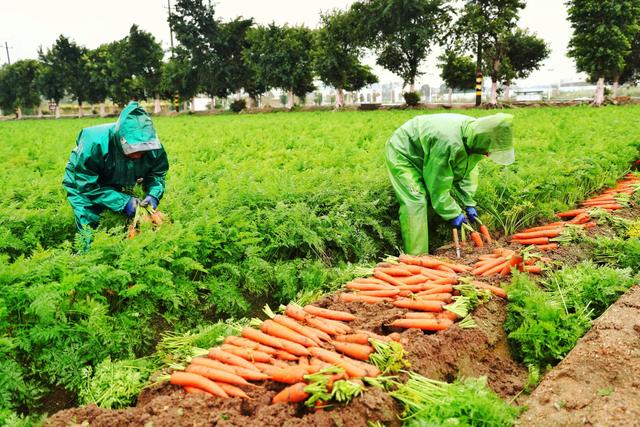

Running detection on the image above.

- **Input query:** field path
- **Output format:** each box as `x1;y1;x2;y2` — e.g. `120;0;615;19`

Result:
519;285;640;427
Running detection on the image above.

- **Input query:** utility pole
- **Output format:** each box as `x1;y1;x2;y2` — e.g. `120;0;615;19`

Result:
4;41;10;65
475;32;482;107
166;0;174;54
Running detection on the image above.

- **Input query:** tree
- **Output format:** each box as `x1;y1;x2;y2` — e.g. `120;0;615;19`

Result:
159;47;199;112
314;9;378;108
438;50;476;104
125;25;165;112
501;29;550;99
85;44;113;117
454;0;525;105
567;0;640;104
244;24;315;109
619;36;640;86
0;60;41;119
36;55;65;118
350;0;450;94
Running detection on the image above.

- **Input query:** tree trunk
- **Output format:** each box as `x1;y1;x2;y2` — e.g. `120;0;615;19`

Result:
595;77;605;106
336;88;345;108
448;88;453;105
99;102;106;117
183;101;188;111
154;95;161;114
55;105;60;119
490;79;498;105
78;102;84;118
287;88;294;109
16;107;22;119
408;82;416;93
504;85;510;101
190;97;196;112
211;96;216;110
37;105;43;118
612;75;620;98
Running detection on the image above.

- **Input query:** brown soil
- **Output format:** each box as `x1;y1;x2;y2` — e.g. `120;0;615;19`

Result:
519;285;640;427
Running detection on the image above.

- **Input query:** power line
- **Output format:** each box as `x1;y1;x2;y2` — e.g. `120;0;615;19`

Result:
4;41;10;65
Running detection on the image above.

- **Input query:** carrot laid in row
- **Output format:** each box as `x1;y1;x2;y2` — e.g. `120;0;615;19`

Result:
190;357;270;381
272;382;309;404
479;224;492;244
208;347;261;372
170;371;229;398
261;319;317;348
393;298;446;312
255;364;308;384
470;231;484;248
340;293;392;304
273;314;327;344
346;282;394;291
390;318;453;331
405;311;459;321
304;305;356;322
241;327;309;357
224;336;278;355
186;364;253;387
332;341;374;361
308;347;368;378
220;344;273;363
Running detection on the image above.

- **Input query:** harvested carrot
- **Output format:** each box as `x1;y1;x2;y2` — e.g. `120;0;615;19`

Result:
321;317;352;334
416;284;454;295
272;382;310;404
332;341;373;361
261;319;316;348
470;231;484;248
208;347;261;372
390;318;453;331
556;209;586;218
472;257;506;275
184;386;210;395
568;212;591;224
536;243;559;251
524;265;542;274
358;289;401;297
303;315;342;335
186;364;253;387
414;292;453;302
346;282;393;291
375;266;413;277
479;224;492;244
170;371;229;398
396;274;431;285
284;304;309;322
215;382;252;399
303;305;356;322
272;315;324;345
512;229;562;239
512;237;550;245
308;347;368;378
190;357;238;374
353;277;387;285
393;299;446;312
220;344;273;363
521;223;565;233
373;270;404;286
482;260;510;277
334;333;370;345
255;364;308;384
224;336;278;355
340;293;392;304
472;281;507;299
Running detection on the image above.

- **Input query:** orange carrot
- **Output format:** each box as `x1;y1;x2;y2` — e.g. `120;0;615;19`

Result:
275;350;299;361
536;243;559;251
186;364;253;387
219;344;273;363
568;212;591;224
358;289;401;297
416;284;454;295
414;293;453;302
170;371;229;398
255;364;308;384
284;304;309;321
524;265;542;274
346;282;393;291
375;267;413;277
470;231;484;248
321;317;352;334
332;341;374;361
303;305;356;322
215;382;251;399
340;293;392;304
395;274;431;285
472;281;507;299
224;336;278;355
479;224;492;244
272;315;324;345
472;257;506;275
208;347;261;372
556;209;586;218
184;386;210;396
481;260;510;277
512;229;562;239
334;333;371;345
393;299;446;312
261;319;316;348
521;223;565;233
308;347;368;378
272;382;310;404
241;327;309;357
390;318;454;331
512;237;550;245
353;277;387;284
190;358;268;382
373;270;405;286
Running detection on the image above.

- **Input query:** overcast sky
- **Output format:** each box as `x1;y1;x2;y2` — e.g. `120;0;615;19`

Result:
0;0;581;88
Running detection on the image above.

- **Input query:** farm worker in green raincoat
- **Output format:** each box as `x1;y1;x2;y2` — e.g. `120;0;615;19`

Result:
63;102;169;247
385;113;514;255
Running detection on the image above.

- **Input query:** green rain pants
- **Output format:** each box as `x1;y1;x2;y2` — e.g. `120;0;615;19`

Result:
385;142;435;255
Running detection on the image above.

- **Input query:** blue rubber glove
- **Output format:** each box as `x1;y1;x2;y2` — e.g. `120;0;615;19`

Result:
465;207;478;223
141;195;159;209
451;213;467;228
124;197;140;217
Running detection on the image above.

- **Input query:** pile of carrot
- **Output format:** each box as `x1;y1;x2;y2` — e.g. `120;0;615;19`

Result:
579;173;639;210
471;248;546;279
169;304;392;404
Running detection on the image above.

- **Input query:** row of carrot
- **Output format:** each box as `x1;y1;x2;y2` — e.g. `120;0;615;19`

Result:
169;303;397;404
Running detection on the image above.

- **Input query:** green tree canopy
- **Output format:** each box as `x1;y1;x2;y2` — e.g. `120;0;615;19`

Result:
0;60;41;117
438;50;476;91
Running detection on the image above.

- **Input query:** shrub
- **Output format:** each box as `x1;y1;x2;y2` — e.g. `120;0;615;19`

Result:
229;99;246;113
402;91;421;106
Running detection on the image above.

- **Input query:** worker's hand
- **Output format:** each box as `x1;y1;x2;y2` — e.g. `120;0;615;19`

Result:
141;195;159;209
124;197;140;217
451;213;467;228
465;207;478;223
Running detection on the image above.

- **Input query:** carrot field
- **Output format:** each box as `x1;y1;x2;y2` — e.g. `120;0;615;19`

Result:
1;106;640;425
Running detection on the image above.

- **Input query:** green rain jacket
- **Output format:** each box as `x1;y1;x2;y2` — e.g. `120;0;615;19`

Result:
385;113;513;255
63;102;169;229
